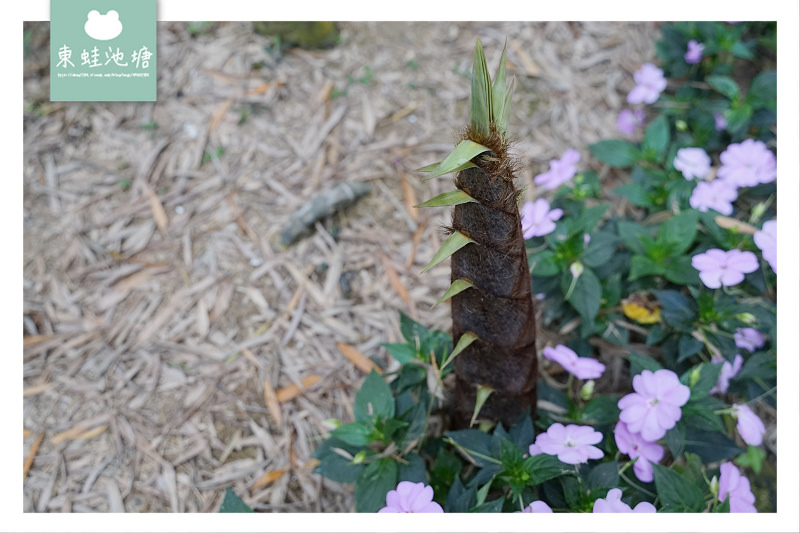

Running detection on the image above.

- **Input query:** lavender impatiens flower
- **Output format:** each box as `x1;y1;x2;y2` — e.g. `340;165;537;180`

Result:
521;198;563;238
627;63;667;105
614;421;665;483
734;327;766;352
617;369;690;442
733;403;766;446
616;108;646;135
718;462;757;513
377;481;443;513
522;500;553;513
754;219;777;273
713;112;727;131
684;40;705;64
531;423;604;465
710;353;744;394
673;147;711;180
689;179;738;215
534;149;581;190
593;488;656;513
691;248;759;289
717;139;777;188
543;344;605;380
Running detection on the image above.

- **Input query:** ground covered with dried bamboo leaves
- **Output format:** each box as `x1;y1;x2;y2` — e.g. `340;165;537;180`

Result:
23;21;661;512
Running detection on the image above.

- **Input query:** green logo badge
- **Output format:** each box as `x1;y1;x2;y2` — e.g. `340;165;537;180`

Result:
50;0;157;101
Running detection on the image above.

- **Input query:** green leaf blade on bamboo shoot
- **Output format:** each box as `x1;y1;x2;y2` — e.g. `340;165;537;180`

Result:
441;330;478;371
470;38;492;137
433;278;474;307
417;140;489;179
421;231;475;274
491;41;509;134
417;190;478;208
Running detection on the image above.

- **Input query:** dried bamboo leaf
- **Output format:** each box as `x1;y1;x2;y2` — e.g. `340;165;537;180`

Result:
714;215;757;235
276;375;322;403
416;189;477;208
379;253;410;303
337;342;382;374
262;378;283;426
433;278;474;307
421;230;475;273
251;468;289;490
23;433;44;482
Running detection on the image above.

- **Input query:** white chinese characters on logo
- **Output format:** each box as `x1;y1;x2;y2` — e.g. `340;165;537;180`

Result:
56;45;153;70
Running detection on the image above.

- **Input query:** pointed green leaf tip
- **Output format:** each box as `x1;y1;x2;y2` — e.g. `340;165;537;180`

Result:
421;231;475;273
470;38;492;137
471;385;494;427
417;190;477;209
432;277;474;307
441;330;478;371
416;139;488;179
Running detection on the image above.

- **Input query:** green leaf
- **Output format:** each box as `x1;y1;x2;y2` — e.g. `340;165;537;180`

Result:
746;71;776;111
687;363;723;400
523;454;569;485
736;351;776;381
529;250;561;277
445;477;476;512
725;104;753;133
653;289;697;331
677;334;705;362
498;76;515;135
418;140;490;179
311;437;366;483
626;350;663;375
382;342;417;365
662;255;701;285
468;497;504;513
652;463;706;512
491;41;509;133
628;254;666;281
566;266;602;322
355;458;398;512
617;220;649;255
707;75;741;101
657;210;698;256
581;396;621;426
581;231;618;268
434;278;474;307
470;38;492;137
586;461;620;491
642;114;670;159
330;422;375;446
445;429;501;468
588;140;640;167
470;385;494;426
575;204;609;234
218;487;254;513
441;331;478;370
398;452;427;483
399;311;430;346
683;429;743;464
734;445;767;474
354;371;395;424
416;189;477;208
421;230;475;273
612;183;652;207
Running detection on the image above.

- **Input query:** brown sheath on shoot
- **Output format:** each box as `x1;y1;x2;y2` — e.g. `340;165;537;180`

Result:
419;39;537;429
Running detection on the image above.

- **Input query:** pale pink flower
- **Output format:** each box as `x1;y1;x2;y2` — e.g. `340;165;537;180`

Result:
734;328;766;352
691;248;759;289
717;139;776;188
627;63;667;105
754;219;777;273
614;421;665;483
714;112;727;131
617;369;690;442
689;179;738;215
521;198;563;238
593;488;656;513
534;149;581;190
733;404;766;446
718;462;757;513
674;147;712;180
531;423;604;465
617;108;646;135
684;40;705;64
710;354;744;394
543;345;605;380
522;500;553;513
377;481;443;513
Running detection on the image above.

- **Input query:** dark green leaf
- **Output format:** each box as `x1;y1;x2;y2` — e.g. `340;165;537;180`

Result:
736;351;776;381
218;487;254;513
354;458;398;512
468;498;504;513
664;422;686;459
626;350;663;375
677;334;704;362
445;429;500;468
682;399;724;433
581;396;621;426
508;411;535;454
576;204;610;234
642;114;670;159
524;453;570;485
312;437;366;483
746;71;776;111
734;445;766;474
354;371;395;424
617;220;649;255
567;266;602;322
399;311;429;347
582;231;619;268
398;452;427;483
629;254;666;281
663;255;701;285
652;463;705;512
657;210;698;256
445;476;475;513
588;140;641;167
330;422;375;447
383;418;410;443
382;342;416;365
688;362;723;400
612;183;652;207
725;104;753;134
586;461;620;491
653;290;697;331
683;429;743;464
706;75;740;101
529;250;561;277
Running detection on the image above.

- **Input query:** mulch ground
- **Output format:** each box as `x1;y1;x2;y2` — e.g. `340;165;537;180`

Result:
23;21;664;512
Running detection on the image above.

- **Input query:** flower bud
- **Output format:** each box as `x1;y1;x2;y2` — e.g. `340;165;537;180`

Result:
737;313;756;324
580;380;596;401
675;119;688;131
689;365;703;388
709;475;719;499
322;418;342;430
352;450;367;464
750;201;767;222
570;261;584;279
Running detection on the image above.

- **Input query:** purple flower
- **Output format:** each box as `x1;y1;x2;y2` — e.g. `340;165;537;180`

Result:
718;462;757;513
691;248;759;289
616;108;646;135
710;354;744;394
754;219;777;273
617;369;690;442
534;149;581;190
717;139;777;188
734;327;766;352
689;179;738;215
377;481;443;513
627;63;668;105
614;421;665;483
521;199;563;238
674;147;712;180
733;403;766;446
593;488;657;513
531;423;604;465
543;345;605;380
684;40;705;64
714;112;727;131
522;500;553;513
